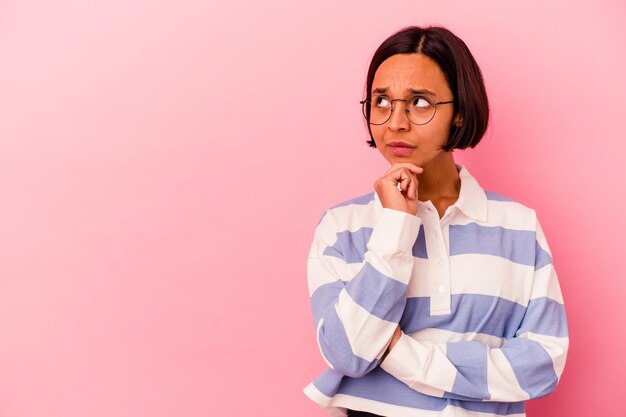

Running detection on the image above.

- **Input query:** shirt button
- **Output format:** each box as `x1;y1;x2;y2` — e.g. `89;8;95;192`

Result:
438;259;444;265
437;285;445;293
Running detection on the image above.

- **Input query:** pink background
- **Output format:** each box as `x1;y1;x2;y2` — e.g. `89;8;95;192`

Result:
1;1;625;416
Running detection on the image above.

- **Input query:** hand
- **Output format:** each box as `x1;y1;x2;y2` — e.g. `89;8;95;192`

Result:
381;324;403;363
389;324;402;350
374;162;423;215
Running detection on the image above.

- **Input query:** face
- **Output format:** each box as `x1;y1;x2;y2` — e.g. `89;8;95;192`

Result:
369;53;460;168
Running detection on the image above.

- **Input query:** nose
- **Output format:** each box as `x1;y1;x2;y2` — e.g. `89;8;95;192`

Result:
387;101;410;131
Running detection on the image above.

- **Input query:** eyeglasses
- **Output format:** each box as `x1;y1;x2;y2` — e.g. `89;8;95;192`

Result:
360;94;454;125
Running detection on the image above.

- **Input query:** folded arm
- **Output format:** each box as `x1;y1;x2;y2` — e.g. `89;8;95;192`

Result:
308;208;421;378
380;216;569;401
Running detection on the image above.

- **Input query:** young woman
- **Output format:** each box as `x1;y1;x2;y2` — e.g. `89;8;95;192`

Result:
303;26;569;417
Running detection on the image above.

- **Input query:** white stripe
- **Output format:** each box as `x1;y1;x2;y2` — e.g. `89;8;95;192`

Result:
530;263;564;303
487;348;530;401
307;255;347;296
363;240;416;287
379;333;455;397
302;384;347;417
336;290;397;361
407;327;505;348
486;200;536;230
327;198;378;230
450;254;534;303
407;254;534;304
315;318;335;370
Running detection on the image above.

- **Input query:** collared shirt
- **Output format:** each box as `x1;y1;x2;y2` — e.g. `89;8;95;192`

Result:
303;163;568;417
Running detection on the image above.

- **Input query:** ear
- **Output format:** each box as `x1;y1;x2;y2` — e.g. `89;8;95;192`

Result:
453;113;463;127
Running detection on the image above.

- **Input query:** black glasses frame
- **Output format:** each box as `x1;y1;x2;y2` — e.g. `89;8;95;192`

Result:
360;95;455;126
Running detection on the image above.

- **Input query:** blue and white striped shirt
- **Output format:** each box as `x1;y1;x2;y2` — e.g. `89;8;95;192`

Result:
303;163;568;417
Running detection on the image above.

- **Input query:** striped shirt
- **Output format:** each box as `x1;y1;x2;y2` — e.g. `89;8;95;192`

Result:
303;163;569;417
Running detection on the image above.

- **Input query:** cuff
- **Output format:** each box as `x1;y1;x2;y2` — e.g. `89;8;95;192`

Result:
380;332;455;396
365;208;421;284
368;208;421;255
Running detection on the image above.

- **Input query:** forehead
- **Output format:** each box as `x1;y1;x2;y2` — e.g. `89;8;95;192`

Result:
372;53;450;96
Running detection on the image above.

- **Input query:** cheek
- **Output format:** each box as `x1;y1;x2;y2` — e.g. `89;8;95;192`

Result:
370;126;385;143
425;121;452;144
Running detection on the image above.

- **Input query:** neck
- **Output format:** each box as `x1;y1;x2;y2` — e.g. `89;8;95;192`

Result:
416;151;460;202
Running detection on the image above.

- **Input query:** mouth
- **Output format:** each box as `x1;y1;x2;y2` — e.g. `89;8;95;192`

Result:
387;142;416;156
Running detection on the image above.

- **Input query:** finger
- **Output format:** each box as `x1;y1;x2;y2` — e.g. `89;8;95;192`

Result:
386;162;424;175
406;169;418;200
384;167;417;195
387;166;417;182
408;176;416;199
397;170;409;192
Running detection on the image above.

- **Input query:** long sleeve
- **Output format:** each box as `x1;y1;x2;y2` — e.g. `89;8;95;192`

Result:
379;213;569;402
307;207;422;378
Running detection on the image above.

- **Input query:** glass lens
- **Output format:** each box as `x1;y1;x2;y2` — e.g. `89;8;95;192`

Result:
368;95;392;125
406;95;436;125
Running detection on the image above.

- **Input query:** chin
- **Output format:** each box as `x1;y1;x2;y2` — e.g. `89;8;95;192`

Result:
386;154;422;166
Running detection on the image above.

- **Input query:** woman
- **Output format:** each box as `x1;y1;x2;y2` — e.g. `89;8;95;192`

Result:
303;26;569;417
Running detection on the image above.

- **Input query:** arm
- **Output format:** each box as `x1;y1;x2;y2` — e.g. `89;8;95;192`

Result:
307;207;421;378
379;214;569;401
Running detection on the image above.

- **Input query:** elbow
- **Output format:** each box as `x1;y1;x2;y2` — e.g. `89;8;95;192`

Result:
316;317;379;378
319;343;375;378
332;357;375;378
527;350;567;400
528;375;559;400
534;339;569;399
535;361;567;399
317;336;376;378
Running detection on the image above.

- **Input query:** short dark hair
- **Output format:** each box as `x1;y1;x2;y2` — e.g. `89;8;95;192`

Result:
363;26;489;151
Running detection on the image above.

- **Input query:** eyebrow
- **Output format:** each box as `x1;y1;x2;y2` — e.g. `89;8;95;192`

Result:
371;87;437;97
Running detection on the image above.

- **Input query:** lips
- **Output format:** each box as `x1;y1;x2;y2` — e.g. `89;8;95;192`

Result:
387;141;415;156
387;141;416;148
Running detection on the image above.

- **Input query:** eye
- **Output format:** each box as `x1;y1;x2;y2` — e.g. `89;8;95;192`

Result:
411;97;431;108
374;96;390;108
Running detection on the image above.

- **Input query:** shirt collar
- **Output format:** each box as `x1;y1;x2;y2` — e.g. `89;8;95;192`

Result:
454;163;487;222
373;162;487;222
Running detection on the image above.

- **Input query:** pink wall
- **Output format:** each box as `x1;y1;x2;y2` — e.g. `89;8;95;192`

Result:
1;1;624;416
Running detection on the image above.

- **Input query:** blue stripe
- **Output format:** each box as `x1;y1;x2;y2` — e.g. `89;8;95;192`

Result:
502;338;558;398
323;224;426;264
450;223;536;266
412;224;428;259
446;341;490;400
323;227;372;264
345;262;408;322
456;399;525;414
339;368;445;411
485;190;515;202
330;192;375;209
401;294;527;339
311;369;345;397
310;279;344;326
317;302;378;377
535;240;552;270
517;297;568;337
329;367;525;414
311;263;407;325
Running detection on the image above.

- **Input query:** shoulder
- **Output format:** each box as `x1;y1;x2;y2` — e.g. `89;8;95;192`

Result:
483;189;538;230
328;190;376;210
315;190;377;228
